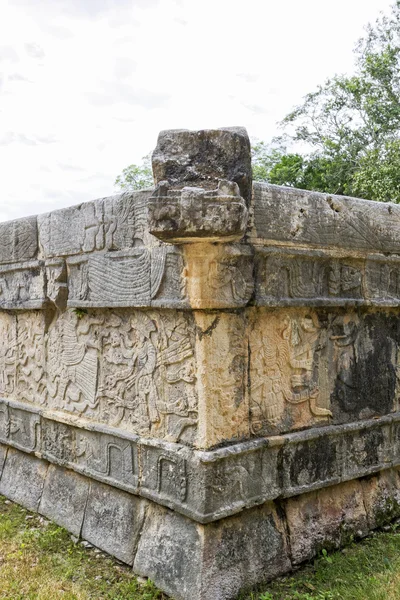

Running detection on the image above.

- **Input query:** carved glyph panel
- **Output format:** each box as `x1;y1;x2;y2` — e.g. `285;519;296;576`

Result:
0;309;198;444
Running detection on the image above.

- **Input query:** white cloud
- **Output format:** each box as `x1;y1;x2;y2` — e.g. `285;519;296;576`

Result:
0;0;394;221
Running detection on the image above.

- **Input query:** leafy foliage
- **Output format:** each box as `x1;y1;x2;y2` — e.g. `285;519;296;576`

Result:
115;154;154;191
255;1;400;201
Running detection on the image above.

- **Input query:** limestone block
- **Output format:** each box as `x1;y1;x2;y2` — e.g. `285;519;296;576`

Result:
39;465;90;536
134;501;291;600
361;469;400;529
0;261;46;309
81;480;148;564
285;480;369;564
148;181;248;243
38;190;153;259
249;308;400;436
252;182;400;253
0;448;47;512
0;216;38;264
195;311;249;449
45;259;68;310
183;243;253;309
152;127;252;205
66;247;184;308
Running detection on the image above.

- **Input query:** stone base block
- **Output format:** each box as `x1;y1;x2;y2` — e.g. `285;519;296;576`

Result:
39;465;90;537
1;445;400;599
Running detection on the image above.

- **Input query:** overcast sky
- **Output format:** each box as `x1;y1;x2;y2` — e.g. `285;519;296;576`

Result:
0;0;394;222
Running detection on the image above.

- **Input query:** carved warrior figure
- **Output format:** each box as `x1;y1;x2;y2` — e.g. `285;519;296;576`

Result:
251;314;332;432
47;311;102;413
98;312;198;442
16;313;46;404
0;315;17;396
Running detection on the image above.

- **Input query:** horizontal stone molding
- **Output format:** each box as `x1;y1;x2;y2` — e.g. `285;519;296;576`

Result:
252;182;400;255
1;397;400;523
255;247;400;307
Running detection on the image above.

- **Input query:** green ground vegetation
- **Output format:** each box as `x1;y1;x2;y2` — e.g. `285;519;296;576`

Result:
2;494;400;600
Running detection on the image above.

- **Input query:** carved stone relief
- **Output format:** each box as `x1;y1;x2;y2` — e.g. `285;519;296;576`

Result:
67;248;169;307
257;250;364;305
0;314;17;396
250;309;400;435
45;309;198;443
0;217;37;264
38;190;153;259
15;312;46;405
97;310;197;443
250;310;332;435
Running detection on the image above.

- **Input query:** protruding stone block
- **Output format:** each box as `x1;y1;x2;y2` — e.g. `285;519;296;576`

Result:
152;127;252;204
148;180;248;243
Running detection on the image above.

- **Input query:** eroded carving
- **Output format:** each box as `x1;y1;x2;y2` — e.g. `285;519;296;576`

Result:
0;314;17;396
16;312;46;405
98;311;197;442
250;312;332;434
46;311;103;415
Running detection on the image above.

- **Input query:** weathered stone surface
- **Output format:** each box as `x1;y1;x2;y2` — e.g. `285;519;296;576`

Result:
0;308;197;445
152;127;252;204
249;308;400;436
361;468;400;529
195;311;249;448
200;503;291;600
134;501;291;600
149;180;248;243
285;480;369;564
39;465;89;536
81;480;148;564
0;261;46;310
2;127;400;600
0;448;47;511
0;216;38;264
252;182;400;253
0;444;8;477
255;248;400;308
38;190;154;259
134;503;202;600
183;243;253;309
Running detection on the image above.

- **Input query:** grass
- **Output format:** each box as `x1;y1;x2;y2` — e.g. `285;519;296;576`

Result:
1;495;400;599
0;496;167;600
242;522;400;600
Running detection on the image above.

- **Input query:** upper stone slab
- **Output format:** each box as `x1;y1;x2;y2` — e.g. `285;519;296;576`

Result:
252;183;400;254
0;216;37;264
152;127;252;205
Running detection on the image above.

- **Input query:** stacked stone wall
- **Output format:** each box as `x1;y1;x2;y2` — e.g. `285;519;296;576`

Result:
1;127;400;599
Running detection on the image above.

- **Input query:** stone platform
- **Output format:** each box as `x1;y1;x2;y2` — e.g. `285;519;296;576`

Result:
1;127;400;599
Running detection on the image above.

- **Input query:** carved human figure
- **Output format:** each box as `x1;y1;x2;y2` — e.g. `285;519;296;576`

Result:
16;313;46;404
100;313;159;434
155;313;197;442
251;313;331;432
47;311;102;414
0;316;17;396
330;316;358;411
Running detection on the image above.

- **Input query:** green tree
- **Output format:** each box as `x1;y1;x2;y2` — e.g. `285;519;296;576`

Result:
273;1;400;200
114;153;153;191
